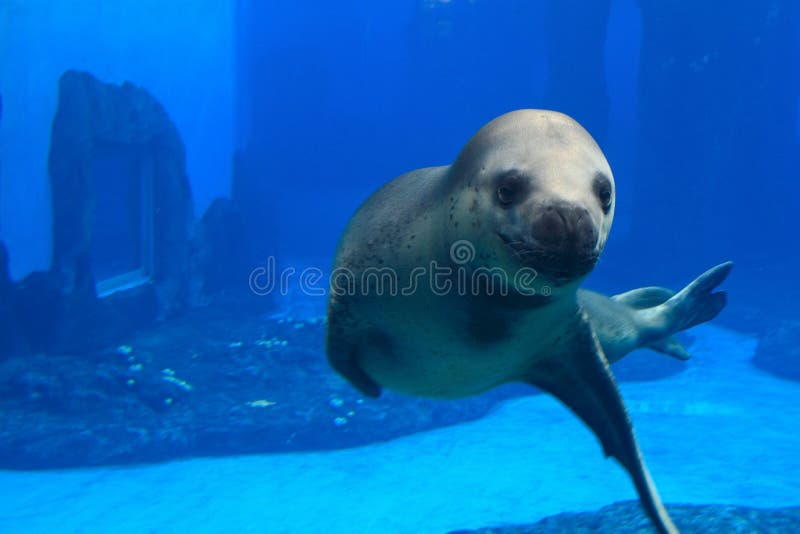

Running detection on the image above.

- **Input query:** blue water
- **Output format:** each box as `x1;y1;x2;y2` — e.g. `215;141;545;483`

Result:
2;326;799;532
1;1;799;532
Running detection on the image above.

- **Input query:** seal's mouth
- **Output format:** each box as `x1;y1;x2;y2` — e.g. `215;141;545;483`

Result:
497;232;599;284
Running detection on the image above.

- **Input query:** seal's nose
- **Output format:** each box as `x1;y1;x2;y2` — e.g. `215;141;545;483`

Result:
531;202;597;250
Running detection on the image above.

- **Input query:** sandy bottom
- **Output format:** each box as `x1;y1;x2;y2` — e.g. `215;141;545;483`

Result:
1;325;798;533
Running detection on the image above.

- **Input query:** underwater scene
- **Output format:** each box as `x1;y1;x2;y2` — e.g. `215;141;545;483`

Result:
1;1;799;533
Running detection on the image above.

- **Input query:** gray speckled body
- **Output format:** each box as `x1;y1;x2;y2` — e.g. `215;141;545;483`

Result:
326;110;731;534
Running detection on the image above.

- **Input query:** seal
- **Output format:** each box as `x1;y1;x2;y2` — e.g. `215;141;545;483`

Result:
326;109;731;534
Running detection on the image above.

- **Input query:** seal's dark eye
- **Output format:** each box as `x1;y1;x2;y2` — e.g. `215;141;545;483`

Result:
593;173;613;214
497;184;517;206
496;173;527;208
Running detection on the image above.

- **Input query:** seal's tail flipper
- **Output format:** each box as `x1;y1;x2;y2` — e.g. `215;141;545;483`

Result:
611;263;732;359
612;286;675;308
525;313;679;534
611;287;692;359
647;336;691;361
663;261;733;333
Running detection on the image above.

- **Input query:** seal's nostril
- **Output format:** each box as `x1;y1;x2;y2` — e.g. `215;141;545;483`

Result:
556;209;568;228
531;206;568;245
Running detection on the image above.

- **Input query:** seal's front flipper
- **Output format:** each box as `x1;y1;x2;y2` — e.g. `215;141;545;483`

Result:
328;348;382;398
525;313;678;534
326;302;382;398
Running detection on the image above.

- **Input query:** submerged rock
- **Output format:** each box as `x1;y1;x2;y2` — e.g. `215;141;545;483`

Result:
13;270;63;353
191;197;251;299
49;69;193;318
451;500;800;533
0;241;25;358
0;302;526;469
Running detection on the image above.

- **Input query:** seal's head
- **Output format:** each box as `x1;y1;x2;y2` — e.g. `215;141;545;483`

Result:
448;109;614;287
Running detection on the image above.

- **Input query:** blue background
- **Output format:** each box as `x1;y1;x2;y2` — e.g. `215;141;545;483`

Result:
1;0;798;320
234;0;799;323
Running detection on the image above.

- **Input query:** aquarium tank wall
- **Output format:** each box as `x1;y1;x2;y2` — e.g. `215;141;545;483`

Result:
234;0;799;309
0;1;799;533
0;0;235;278
2;1;798;292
